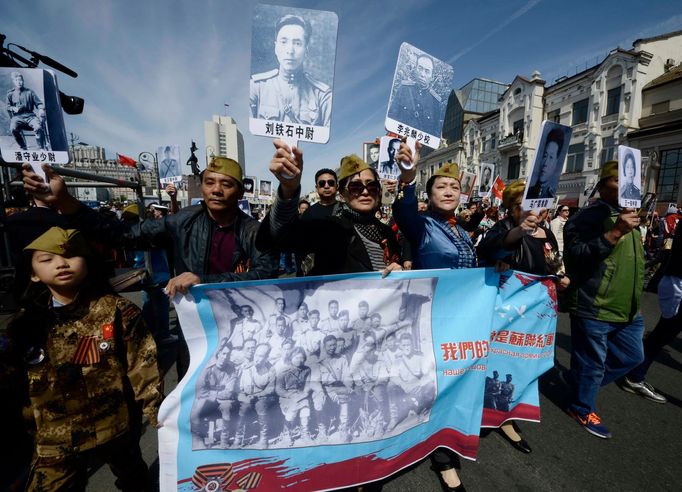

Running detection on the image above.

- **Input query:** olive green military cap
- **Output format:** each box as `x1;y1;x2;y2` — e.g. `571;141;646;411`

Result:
338;154;370;182
24;227;91;257
434;162;460;180
206;156;243;184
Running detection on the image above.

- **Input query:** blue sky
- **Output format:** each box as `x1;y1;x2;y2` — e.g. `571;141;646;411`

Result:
3;0;682;185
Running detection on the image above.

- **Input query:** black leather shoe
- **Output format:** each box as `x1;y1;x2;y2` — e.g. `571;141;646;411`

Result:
498;423;533;453
509;438;532;454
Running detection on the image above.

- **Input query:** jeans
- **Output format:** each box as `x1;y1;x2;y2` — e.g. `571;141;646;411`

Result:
627;303;682;382
568;314;645;415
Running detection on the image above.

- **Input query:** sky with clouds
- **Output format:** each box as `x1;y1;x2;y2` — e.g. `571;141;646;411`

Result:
3;0;682;185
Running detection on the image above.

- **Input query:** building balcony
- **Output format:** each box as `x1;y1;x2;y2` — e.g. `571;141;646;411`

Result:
498;133;523;152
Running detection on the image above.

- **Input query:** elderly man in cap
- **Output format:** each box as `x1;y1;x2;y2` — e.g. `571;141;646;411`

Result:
23;157;279;372
562;160;645;439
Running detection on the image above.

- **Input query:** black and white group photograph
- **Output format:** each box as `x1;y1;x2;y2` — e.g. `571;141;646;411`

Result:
0;67;68;162
385;42;453;147
249;4;338;143
190;277;437;450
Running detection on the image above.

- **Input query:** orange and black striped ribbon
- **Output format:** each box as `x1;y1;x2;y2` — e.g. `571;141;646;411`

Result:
236;472;262;489
72;336;101;365
234;259;251;274
192;464;234;489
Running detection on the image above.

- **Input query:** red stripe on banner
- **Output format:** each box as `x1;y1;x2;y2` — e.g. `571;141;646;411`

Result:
480;403;541;428
178;428;480;490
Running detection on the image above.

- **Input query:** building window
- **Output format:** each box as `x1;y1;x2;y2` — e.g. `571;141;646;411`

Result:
508;155;520;179
600;136;615;165
513;119;523;136
572;99;589;125
651;101;670;114
548;109;560;123
566;143;585;173
656;148;682;202
491;133;497;149
606;86;622;115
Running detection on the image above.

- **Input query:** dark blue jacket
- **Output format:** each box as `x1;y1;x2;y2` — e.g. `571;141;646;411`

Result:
392;183;475;270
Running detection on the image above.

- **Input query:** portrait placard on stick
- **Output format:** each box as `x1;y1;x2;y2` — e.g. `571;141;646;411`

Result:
158;145;182;184
0;68;69;164
478;163;494;198
522;121;572;210
363;141;380;170
459;171;477;204
385;43;453;150
243;176;257;198
249;4;338;144
618;145;642;209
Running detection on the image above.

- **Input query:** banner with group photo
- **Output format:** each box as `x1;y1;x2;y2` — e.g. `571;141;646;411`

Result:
158;268;556;491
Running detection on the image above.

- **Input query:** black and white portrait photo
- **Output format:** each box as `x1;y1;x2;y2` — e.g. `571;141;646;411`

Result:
378;136;401;180
259;179;273;197
363;141;380;171
618;145;642;208
190;277;437;450
243;176;256;198
523;121;572;209
459;171;476;200
157;144;181;184
249;4;338;144
385;43;453;149
0;68;68;163
479;163;494;197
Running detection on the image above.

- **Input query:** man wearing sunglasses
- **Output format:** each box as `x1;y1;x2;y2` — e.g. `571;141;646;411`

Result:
301;168;340;221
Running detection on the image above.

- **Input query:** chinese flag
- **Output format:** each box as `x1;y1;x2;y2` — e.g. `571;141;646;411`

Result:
116;153;137;168
492;175;505;200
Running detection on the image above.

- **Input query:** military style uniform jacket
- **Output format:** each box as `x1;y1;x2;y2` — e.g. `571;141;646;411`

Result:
250;69;332;126
388;81;442;136
10;291;161;458
6;86;43;117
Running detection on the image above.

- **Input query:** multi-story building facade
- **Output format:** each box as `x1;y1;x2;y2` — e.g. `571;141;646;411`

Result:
415;29;682;207
203;115;246;173
628;62;682;208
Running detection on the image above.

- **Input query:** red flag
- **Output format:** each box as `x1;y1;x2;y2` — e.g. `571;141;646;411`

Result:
492;175;505;200
116;153;137;168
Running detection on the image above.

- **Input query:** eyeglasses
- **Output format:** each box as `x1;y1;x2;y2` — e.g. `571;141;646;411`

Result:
347;180;381;196
317;179;336;188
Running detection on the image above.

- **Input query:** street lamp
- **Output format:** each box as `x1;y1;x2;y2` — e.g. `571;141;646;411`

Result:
138;151;162;202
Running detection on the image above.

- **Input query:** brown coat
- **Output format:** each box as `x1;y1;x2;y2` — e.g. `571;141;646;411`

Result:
15;293;161;458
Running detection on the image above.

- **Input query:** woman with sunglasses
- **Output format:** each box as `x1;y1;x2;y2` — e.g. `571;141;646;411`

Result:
259;139;402;278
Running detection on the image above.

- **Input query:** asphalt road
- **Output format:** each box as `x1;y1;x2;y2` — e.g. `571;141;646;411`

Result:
87;291;681;491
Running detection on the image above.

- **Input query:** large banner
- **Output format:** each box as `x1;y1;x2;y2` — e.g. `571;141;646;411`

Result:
158;269;556;490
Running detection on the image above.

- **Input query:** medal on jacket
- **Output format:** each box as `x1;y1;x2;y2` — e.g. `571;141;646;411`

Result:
100;322;114;352
25;346;45;365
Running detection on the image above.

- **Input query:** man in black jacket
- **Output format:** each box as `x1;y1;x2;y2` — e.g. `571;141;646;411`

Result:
22;157;279;295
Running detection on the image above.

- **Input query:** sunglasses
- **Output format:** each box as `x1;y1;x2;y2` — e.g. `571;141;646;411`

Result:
317;179;337;188
347;180;381;196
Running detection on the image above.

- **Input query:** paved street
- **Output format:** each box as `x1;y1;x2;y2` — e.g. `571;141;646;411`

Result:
83;291;682;491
